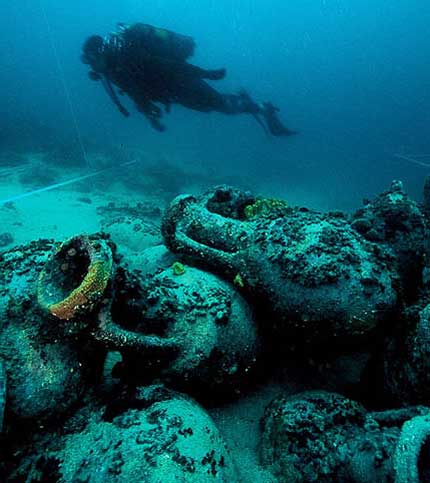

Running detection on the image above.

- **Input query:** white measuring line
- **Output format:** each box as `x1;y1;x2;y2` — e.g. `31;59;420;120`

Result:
393;154;430;168
402;154;430;158
0;160;137;205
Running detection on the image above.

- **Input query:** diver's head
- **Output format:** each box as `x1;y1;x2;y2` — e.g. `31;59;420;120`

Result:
81;35;104;70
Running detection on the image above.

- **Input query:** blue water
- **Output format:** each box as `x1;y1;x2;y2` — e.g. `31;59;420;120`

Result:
2;0;430;208
2;4;430;481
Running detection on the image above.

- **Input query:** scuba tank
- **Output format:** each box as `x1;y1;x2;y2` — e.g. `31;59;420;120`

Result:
119;22;196;62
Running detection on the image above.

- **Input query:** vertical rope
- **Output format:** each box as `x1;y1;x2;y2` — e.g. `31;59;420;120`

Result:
40;2;91;170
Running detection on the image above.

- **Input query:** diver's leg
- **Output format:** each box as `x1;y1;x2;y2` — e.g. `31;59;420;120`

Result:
203;68;227;81
220;90;263;114
176;62;226;81
174;81;296;136
223;90;297;137
174;80;261;114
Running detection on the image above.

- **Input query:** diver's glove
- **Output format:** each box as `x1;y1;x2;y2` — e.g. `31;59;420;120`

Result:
148;106;166;131
150;118;166;132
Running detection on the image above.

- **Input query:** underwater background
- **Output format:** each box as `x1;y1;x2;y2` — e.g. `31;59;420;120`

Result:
1;0;430;211
1;2;430;482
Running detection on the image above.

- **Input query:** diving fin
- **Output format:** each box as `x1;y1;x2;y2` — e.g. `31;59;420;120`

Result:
262;102;297;137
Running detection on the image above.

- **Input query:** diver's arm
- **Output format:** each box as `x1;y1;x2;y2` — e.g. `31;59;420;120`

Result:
101;76;130;117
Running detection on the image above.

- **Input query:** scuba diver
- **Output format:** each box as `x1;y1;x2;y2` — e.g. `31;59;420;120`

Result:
81;22;296;135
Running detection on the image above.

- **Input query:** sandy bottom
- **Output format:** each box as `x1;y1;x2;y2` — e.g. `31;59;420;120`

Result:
0;169;128;245
209;383;283;483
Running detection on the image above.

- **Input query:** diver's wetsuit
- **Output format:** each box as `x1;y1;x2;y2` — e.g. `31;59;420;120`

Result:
82;23;294;135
